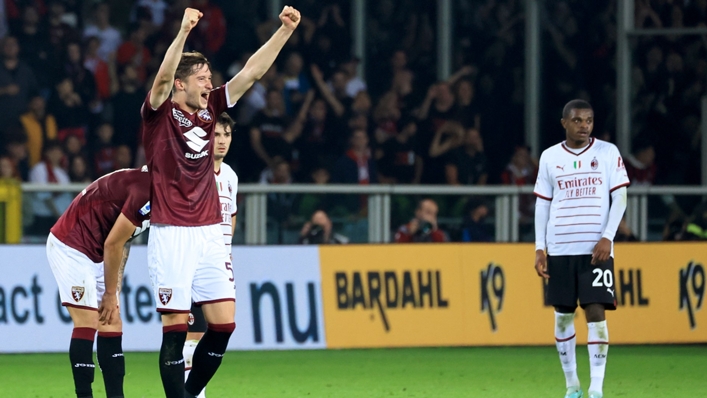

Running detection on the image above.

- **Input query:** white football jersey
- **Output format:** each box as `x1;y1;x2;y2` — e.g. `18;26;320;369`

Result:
534;138;630;256
215;162;239;248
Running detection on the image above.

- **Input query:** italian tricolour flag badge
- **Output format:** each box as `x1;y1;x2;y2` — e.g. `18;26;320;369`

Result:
573;161;581;169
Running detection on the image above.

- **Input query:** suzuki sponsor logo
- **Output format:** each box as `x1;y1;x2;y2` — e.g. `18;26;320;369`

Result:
184;126;209;152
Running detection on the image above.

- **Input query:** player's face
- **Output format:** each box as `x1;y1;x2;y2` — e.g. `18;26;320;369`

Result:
214;123;232;160
182;63;213;111
561;108;594;147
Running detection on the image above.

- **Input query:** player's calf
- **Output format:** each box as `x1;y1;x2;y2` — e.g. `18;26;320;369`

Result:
70;327;97;398
97;331;125;398
185;322;235;396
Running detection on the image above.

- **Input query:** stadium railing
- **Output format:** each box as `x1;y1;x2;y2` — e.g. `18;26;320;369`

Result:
18;183;707;244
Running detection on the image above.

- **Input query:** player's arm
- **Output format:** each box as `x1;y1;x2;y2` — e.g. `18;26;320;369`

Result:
226;6;300;103
231;215;237;235
592;186;628;264
149;8;203;109
98;213;138;325
533;152;552;278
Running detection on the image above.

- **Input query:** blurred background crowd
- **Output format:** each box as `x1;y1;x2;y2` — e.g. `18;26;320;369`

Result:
0;0;705;243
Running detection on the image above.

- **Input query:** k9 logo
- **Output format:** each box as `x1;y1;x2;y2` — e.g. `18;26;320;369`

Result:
480;263;505;331
680;261;705;329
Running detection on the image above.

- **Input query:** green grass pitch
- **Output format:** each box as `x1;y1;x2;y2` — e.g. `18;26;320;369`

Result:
1;346;705;397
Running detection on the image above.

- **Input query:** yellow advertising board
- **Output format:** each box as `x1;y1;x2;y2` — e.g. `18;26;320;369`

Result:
320;243;707;348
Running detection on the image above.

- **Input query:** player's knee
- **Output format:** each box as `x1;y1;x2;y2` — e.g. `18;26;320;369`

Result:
582;303;606;322
208;322;235;334
555;305;576;314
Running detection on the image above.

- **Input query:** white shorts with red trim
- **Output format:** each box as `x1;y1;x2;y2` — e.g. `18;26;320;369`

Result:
46;233;104;310
147;224;235;312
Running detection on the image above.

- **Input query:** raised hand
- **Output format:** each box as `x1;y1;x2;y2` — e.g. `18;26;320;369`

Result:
280;5;301;31
181;8;203;33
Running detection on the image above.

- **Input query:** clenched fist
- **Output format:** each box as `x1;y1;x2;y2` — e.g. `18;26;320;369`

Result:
280;5;301;30
181;8;203;33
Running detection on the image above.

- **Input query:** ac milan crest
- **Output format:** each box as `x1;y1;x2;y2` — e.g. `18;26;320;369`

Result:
197;109;212;123
158;288;173;305
71;286;85;302
188;313;195;325
591;157;599;170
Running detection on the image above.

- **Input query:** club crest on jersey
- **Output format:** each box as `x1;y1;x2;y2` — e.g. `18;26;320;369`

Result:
197;109;212;123
591;157;599;170
188;313;195;325
172;109;193;127
71;286;85;302
159;288;173;305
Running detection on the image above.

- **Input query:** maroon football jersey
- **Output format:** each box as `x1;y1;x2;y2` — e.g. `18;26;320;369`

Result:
51;167;151;263
141;85;232;226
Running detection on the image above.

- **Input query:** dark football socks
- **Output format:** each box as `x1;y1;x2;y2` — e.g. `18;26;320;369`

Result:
159;324;188;398
97;332;125;398
184;322;235;396
70;327;97;398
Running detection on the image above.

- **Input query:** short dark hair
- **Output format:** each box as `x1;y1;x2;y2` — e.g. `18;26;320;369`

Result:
562;99;593;119
217;112;235;132
174;52;211;84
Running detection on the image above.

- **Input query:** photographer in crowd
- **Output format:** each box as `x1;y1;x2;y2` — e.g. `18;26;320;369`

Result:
299;209;349;244
394;198;448;243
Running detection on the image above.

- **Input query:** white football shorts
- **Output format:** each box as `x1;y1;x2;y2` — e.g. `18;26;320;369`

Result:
46;233;105;310
147;224;235;312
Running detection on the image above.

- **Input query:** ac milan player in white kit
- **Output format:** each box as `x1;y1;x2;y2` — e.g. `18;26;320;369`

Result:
183;113;238;398
141;6;300;398
534;99;630;398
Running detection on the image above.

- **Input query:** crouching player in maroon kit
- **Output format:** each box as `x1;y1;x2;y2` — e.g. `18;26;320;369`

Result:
46;166;151;398
141;6;300;398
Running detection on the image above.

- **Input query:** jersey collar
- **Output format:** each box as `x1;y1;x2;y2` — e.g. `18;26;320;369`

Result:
561;137;594;156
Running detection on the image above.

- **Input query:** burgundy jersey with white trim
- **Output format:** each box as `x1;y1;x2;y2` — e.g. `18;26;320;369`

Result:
141;85;235;226
215;162;238;248
50;167;151;263
534;138;630;255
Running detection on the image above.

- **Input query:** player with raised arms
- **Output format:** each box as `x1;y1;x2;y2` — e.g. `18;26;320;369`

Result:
182;112;238;398
141;6;300;397
46;166;151;398
534;99;630;398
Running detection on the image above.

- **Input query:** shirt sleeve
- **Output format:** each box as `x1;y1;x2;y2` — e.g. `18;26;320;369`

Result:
608;145;631;192
533;152;553;200
231;171;239;216
140;90;171;124
208;85;236;116
121;185;150;227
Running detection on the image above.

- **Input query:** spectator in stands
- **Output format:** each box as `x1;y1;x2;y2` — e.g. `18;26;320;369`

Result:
624;140;656;186
437;126;488;186
83;3;121;62
92;122;117;176
260;157;297;240
249;88;299;175
332;129;377;185
59;41;99;111
67;154;91;183
501;144;537;226
0;35;38;125
310;64;351;121
685;200;707;241
28;139;73;235
84;36;117;102
460;198;492;242
299;209;348;244
20;95;58;167
116;24;151;85
339;55;366;98
239;64;282;125
110;64;145;154
188;0;227;58
48;76;88;143
63;133;84;161
0;155;18;180
281;51;311;115
131;0;169;30
3;129;30;181
394;198;448;243
615;218;638;242
14;4;51;89
296;93;343;179
375;115;421;184
114;144;133;170
47;1;80;66
452;74;481;130
416;82;458;183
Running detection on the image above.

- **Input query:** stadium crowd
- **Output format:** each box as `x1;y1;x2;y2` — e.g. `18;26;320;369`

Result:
0;0;705;242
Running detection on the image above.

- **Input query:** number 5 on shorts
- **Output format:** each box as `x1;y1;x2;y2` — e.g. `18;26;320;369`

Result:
225;262;234;282
592;268;613;287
